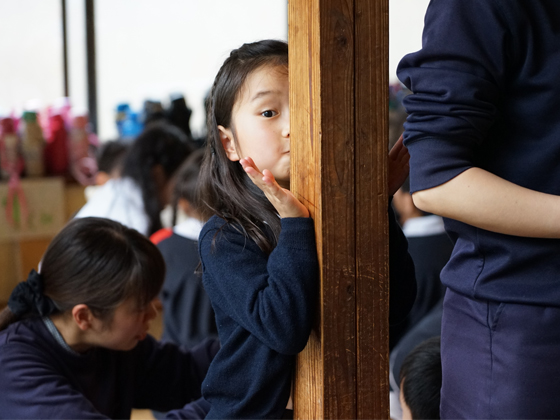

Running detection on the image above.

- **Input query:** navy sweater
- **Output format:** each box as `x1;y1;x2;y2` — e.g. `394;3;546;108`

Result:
199;210;415;419
0;317;219;419
199;217;319;419
397;0;560;306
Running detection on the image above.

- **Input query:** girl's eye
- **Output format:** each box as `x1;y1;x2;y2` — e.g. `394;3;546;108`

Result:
261;110;276;118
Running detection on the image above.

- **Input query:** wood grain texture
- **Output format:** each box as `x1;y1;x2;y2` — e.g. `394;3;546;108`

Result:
354;0;390;418
290;1;323;418
290;0;389;418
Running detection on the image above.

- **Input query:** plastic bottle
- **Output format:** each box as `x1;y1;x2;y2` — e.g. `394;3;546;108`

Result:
115;103;131;138
143;99;166;126
0;117;24;180
44;112;69;177
69;114;96;185
21;111;45;177
167;94;193;139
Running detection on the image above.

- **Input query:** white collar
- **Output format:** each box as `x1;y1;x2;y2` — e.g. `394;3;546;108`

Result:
402;214;446;238
173;217;204;240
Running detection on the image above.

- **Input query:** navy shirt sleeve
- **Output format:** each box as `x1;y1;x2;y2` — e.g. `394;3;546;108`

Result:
397;0;510;193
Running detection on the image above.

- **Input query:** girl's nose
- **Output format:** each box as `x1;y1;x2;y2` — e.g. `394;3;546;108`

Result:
282;113;290;138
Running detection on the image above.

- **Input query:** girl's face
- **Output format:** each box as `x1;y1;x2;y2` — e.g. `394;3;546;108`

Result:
92;298;157;351
219;64;291;188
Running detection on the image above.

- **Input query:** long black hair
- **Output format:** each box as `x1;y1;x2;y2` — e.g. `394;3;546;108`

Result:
121;122;194;235
198;39;288;254
0;217;165;331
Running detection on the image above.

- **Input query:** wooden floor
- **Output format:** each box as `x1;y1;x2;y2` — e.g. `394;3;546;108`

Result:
130;307;164;420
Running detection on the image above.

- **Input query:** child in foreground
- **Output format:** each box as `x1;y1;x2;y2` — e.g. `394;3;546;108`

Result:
0;217;218;419
197;39;416;419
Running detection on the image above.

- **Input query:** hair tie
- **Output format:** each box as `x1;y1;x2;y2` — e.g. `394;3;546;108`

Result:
8;270;57;317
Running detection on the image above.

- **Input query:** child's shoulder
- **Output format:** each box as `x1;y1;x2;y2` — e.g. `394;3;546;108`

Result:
199;215;256;254
200;215;242;239
0;318;52;358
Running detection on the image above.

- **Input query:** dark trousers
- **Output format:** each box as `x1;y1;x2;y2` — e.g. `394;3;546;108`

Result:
441;289;560;419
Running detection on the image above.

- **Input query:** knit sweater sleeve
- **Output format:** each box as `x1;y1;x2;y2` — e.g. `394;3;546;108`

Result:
199;217;319;355
396;0;512;193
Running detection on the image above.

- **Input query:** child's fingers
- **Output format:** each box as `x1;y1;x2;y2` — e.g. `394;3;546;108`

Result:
389;134;408;162
241;159;309;218
240;157;263;180
259;170;309;218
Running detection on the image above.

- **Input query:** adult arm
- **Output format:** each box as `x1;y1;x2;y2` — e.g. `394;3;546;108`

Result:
395;0;560;237
413;167;560;238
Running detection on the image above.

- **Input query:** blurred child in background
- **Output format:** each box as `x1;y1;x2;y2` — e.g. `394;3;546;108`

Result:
94;140;129;186
151;148;218;349
76;122;194;236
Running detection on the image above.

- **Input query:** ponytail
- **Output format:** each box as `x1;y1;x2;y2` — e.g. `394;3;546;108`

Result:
0;270;57;331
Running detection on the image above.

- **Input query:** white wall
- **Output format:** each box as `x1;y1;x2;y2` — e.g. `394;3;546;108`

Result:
389;0;430;82
0;0;428;139
0;0;64;116
92;0;288;140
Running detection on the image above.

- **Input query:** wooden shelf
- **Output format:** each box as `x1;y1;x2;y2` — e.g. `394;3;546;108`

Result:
0;178;86;302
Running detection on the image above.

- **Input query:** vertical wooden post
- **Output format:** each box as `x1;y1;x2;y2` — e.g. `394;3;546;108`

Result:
289;1;389;419
85;0;98;134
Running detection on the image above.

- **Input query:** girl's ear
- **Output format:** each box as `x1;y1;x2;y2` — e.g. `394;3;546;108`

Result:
72;304;94;331
218;125;239;161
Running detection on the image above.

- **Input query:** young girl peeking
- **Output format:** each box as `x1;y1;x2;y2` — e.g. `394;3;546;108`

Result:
198;39;416;419
0;217;219;419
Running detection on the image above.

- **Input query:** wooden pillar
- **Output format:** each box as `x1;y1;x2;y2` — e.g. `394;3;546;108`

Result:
289;1;389;419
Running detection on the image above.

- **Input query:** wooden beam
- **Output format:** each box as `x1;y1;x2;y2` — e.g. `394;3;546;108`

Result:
61;0;69;97
85;0;98;134
289;1;389;419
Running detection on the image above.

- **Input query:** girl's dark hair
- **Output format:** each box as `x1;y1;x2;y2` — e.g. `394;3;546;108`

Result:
171;148;204;225
0;217;165;331
198;39;288;254
96;140;129;175
121;122;194;235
